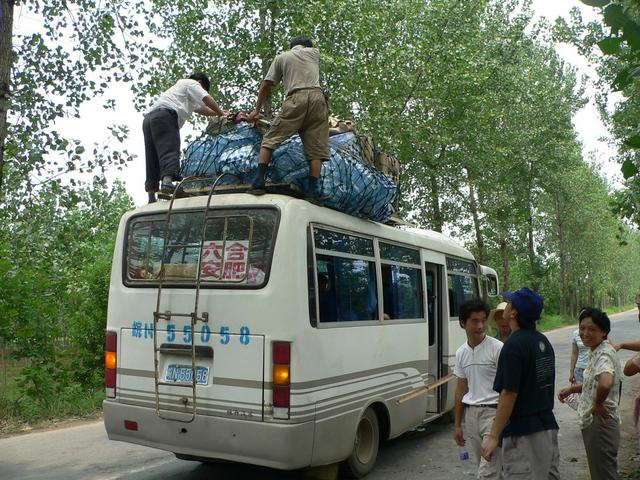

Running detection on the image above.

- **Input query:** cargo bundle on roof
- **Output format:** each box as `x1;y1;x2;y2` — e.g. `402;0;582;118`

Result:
181;116;400;223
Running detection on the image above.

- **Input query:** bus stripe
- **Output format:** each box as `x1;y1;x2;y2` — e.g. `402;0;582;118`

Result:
118;360;427;391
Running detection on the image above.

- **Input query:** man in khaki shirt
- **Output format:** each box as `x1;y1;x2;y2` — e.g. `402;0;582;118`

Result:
247;36;329;200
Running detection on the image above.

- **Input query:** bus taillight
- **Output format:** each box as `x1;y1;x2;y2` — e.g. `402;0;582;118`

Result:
272;342;290;419
105;331;117;398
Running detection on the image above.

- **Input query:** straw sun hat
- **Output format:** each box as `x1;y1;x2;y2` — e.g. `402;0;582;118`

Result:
488;301;508;327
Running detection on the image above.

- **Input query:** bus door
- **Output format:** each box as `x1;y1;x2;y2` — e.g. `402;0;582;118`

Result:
425;262;444;414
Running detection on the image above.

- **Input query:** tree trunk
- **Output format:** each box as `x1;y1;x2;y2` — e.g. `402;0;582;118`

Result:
468;179;486;264
526;205;538;290
555;197;568;316
558;246;568;315
500;237;509;291
0;0;14;196
258;4;272;117
526;158;539;290
428;147;446;233
429;172;443;233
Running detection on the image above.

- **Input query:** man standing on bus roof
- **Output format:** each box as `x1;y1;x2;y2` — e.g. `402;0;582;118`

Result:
481;287;560;479
143;73;230;204
454;299;503;478
246;36;329;201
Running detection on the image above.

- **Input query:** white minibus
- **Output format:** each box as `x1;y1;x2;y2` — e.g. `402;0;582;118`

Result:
103;191;498;478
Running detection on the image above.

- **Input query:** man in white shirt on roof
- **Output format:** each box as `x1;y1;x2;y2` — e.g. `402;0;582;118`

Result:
454;298;503;479
143;73;231;203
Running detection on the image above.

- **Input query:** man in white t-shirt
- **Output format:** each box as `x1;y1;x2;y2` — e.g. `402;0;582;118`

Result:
143;73;230;203
454;299;503;478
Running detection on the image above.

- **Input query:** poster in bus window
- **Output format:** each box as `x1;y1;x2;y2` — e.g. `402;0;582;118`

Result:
201;240;250;281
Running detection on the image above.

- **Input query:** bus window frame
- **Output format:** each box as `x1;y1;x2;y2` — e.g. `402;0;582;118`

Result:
378;239;424;322
309;224;427;329
445;255;481;320
122;205;281;290
311;224;379;328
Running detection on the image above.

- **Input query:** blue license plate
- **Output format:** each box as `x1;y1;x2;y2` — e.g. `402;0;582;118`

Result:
165;364;209;385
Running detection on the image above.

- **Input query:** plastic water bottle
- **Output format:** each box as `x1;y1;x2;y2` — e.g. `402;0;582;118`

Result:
459;446;473;476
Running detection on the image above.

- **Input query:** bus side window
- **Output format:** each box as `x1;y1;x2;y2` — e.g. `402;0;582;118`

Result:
316;254;378;322
381;264;423;320
447;274;479;317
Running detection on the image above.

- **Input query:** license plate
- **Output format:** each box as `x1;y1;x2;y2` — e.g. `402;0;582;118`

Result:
165;364;209;385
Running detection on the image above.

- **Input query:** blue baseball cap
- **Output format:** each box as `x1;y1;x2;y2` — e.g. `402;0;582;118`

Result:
503;287;543;321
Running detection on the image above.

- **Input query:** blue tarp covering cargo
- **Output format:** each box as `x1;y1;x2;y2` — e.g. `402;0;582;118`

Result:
181;124;397;223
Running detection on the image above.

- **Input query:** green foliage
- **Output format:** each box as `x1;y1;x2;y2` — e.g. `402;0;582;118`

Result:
562;1;640;226
2;0;640;427
1;3;140;425
538;314;574;332
581;0;611;8
0;180;132;423
129;0;640;316
621;468;640;480
3;0;141;210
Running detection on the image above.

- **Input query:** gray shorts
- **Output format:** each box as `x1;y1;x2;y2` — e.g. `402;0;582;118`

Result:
581;416;620;480
502;429;560;479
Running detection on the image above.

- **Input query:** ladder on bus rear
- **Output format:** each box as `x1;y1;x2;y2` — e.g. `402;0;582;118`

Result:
152;173;235;422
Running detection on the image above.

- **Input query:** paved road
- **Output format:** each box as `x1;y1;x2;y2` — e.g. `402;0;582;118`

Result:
1;309;638;480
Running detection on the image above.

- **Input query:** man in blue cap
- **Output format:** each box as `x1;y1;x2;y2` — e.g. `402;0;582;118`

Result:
481;287;560;479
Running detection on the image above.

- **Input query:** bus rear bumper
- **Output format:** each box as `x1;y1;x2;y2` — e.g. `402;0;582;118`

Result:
103;400;314;470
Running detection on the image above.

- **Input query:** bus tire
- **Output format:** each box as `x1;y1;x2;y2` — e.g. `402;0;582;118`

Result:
341;407;380;478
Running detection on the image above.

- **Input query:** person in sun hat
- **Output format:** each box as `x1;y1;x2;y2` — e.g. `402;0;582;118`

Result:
489;302;510;343
481;287;560;479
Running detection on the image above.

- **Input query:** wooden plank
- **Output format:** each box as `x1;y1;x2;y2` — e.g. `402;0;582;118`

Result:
182;182;299;195
396;373;457;405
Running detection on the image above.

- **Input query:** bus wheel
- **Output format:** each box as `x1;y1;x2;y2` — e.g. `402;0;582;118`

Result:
342;407;380;478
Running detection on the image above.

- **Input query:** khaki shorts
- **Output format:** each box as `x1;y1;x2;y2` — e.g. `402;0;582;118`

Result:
463;406;502;479
262;89;329;161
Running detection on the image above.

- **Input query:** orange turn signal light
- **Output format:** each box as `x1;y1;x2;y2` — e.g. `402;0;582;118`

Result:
105;351;117;370
273;364;290;385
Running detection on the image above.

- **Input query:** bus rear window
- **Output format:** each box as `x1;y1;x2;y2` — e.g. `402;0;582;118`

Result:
125;208;279;287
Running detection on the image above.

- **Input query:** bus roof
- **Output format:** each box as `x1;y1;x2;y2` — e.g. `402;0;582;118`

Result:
128;193;475;262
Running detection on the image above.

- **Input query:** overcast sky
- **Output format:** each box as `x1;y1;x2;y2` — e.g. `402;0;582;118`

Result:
13;1;613;207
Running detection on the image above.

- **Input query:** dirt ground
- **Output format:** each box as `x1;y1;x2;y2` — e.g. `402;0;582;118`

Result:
0;412;102;439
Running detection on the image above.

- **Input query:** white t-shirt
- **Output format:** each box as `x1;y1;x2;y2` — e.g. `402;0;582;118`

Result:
146;79;208;128
453;335;503;405
572;329;589;370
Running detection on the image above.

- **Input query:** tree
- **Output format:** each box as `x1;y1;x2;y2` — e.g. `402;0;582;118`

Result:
0;0;14;192
0;179;132;416
1;0;144;204
555;1;640;226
